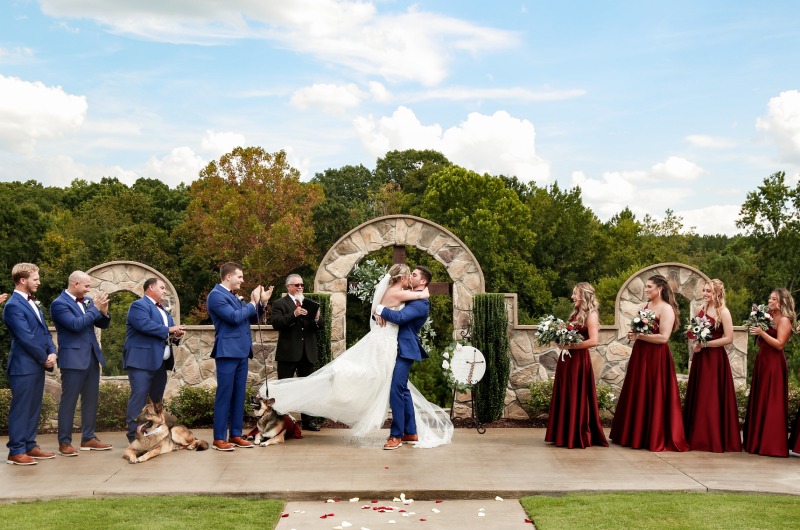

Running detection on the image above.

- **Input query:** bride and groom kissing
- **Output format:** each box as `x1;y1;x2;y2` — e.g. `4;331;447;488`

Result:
265;264;453;449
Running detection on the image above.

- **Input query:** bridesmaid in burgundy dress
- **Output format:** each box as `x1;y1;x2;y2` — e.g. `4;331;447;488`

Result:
610;274;689;451
683;279;742;452
743;288;796;457
545;282;608;449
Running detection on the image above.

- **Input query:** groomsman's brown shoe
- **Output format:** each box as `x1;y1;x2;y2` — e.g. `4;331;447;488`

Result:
59;444;79;457
383;436;402;450
401;434;419;445
80;438;112;451
228;436;254;448
212;439;235;451
26;446;55;459
7;454;38;465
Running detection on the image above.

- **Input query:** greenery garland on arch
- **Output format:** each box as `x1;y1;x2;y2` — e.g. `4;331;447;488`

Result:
472;293;510;423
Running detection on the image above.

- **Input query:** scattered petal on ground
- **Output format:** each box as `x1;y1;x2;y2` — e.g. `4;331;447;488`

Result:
495;496;504;501
432;508;440;513
281;513;289;517
387;521;396;524
478;512;486;517
341;522;352;528
435;500;443;503
349;497;359;502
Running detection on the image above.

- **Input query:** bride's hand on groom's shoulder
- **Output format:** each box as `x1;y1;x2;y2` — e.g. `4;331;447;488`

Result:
417;287;430;300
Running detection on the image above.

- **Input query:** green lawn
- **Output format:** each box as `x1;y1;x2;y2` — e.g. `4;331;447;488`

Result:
521;492;800;529
0;496;284;530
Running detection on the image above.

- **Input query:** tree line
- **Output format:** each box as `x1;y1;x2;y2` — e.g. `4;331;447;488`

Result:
1;147;799;383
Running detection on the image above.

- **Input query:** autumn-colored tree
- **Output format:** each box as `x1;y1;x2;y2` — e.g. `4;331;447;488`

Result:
177;147;323;288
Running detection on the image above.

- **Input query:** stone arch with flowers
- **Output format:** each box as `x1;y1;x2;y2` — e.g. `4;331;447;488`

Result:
314;215;486;356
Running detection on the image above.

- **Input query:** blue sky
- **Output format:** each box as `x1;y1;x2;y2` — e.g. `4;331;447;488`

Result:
1;1;799;235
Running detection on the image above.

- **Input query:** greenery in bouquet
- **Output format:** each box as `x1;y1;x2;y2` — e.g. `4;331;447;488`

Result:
534;314;562;346
743;303;773;330
686;314;713;346
441;341;473;393
347;259;388;303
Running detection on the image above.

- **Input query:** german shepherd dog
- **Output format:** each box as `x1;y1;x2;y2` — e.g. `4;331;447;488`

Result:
122;399;209;464
250;396;289;446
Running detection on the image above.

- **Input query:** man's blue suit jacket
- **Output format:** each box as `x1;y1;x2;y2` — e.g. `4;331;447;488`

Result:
50;291;111;370
123;296;174;372
206;284;260;359
2;292;56;375
380;298;430;361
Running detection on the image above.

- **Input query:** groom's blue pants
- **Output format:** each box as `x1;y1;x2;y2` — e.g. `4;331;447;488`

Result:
389;357;416;438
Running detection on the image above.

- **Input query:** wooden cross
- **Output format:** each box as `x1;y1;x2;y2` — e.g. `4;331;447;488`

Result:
392;245;452;295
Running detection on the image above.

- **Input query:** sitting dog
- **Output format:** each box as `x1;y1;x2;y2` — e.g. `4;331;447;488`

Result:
247;396;302;446
122;399;209;464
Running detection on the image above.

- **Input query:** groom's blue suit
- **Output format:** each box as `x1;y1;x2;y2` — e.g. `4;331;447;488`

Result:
379;298;430;438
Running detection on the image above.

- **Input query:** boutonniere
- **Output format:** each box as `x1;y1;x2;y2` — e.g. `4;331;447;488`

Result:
163;305;173;314
236;295;245;303
34;300;43;309
82;299;91;308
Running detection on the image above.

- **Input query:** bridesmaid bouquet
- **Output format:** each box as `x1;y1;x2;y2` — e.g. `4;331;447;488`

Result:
535;315;583;360
628;308;657;343
685;315;713;346
743;303;772;330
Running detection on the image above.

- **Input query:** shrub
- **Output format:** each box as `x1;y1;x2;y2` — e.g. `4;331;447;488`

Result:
166;386;216;427
96;382;131;431
0;389;58;435
596;384;617;412
473;293;510;424
527;380;554;416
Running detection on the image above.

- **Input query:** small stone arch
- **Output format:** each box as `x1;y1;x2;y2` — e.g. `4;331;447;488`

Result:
615;262;709;340
85;261;181;324
314;215;485;355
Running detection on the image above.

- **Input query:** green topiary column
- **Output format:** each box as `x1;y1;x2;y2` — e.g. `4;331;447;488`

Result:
473;293;510;423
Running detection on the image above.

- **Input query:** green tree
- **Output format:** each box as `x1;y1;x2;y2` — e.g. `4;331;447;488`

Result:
176;147;323;302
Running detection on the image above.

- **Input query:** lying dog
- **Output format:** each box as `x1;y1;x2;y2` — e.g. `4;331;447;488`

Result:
122;399;209;464
247;396;302;446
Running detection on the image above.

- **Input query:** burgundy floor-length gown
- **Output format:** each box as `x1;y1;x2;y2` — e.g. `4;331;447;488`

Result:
610;314;689;452
682;311;742;452
743;328;789;457
544;323;608;449
789;407;800;454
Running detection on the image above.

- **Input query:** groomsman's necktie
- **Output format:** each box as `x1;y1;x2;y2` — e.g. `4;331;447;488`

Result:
296;300;301;308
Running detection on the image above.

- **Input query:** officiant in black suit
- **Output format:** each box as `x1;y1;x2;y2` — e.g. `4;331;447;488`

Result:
271;274;324;431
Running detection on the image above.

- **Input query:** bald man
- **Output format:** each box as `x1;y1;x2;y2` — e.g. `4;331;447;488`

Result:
50;271;112;456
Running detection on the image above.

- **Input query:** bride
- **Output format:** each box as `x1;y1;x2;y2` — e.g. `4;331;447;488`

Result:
262;264;453;448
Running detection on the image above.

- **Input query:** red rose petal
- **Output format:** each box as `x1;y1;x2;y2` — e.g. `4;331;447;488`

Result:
420;518;427;522
371;500;379;503
384;466;389;469
435;500;442;503
328;513;334;517
281;514;289;518
525;519;533;524
399;509;406;513
320;515;327;519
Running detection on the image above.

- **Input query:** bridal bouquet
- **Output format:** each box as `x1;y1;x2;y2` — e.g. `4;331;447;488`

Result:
743;303;772;330
686;314;713;346
630;308;657;335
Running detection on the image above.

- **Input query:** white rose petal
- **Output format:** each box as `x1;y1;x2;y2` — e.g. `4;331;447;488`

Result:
388;521;396;524
432;508;440;513
342;523;352;528
478;512;486;517
495;496;504;501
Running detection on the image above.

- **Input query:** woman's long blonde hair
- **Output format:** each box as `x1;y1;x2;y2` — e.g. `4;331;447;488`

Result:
388;264;411;286
703;279;727;328
772;288;798;334
570;282;599;327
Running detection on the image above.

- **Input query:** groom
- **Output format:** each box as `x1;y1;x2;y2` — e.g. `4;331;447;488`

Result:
374;266;432;450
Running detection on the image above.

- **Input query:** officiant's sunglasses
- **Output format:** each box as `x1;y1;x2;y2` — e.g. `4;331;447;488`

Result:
289;283;304;287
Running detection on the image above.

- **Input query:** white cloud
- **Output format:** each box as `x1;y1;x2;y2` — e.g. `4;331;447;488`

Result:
144;146;206;187
368;81;391;103
354;106;550;183
200;130;246;158
650;156;704;181
0;46;35;62
39;0;517;85
0;153;139;188
674;204;742;236
756;90;800;163
685;134;735;149
0;75;87;155
290;83;367;113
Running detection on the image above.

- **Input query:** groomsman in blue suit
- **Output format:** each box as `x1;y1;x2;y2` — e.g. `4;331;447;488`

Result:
3;263;57;465
374;266;432;450
51;271;112;456
123;278;185;443
206;262;272;451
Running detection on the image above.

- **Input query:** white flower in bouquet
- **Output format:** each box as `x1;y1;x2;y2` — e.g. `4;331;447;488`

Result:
442;360;450;370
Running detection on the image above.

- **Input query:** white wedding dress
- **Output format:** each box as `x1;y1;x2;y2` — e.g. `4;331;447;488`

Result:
260;274;453;448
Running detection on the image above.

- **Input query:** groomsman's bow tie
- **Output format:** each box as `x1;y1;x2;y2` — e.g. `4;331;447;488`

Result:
156;303;164;310
27;294;36;301
76;297;85;303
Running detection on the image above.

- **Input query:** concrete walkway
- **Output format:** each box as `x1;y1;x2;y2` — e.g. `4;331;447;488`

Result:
2;428;799;527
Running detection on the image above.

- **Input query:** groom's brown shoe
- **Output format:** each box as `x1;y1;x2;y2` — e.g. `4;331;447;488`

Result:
401;434;418;445
383;436;402;450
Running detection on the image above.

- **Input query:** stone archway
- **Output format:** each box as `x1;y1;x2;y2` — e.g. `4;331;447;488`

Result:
85;261;181;324
615;262;709;341
315;215;485;355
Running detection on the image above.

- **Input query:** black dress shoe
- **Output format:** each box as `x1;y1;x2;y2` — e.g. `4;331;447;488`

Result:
302;422;321;432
